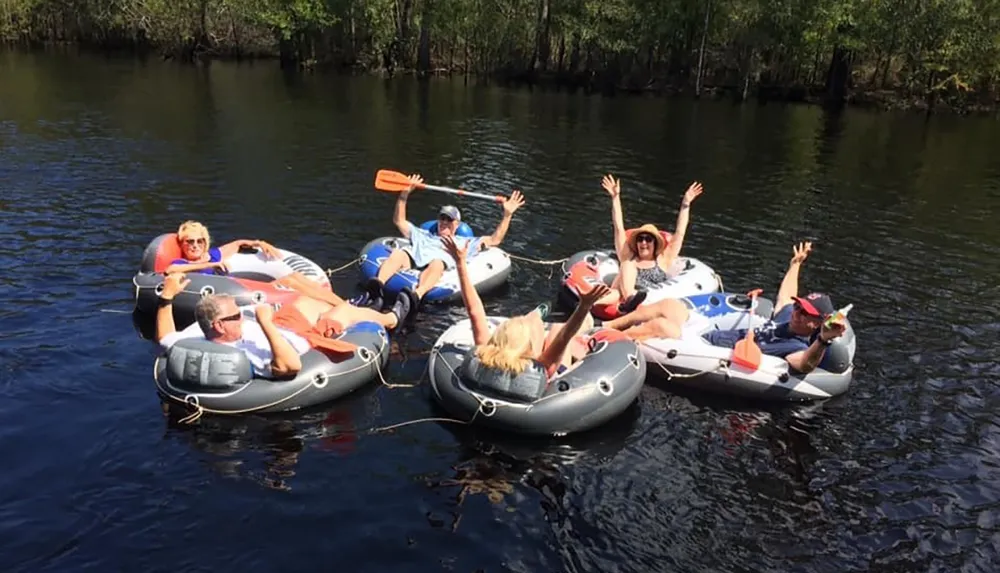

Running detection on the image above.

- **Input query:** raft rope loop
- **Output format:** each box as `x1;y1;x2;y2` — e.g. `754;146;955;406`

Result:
325;257;361;276
154;332;392;424
639;342;787;380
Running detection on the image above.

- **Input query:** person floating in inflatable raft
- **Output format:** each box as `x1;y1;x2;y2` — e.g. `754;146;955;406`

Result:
589;174;705;318
364;174;525;308
442;235;614;379
164;220;346;307
154;273;415;378
600;241;848;374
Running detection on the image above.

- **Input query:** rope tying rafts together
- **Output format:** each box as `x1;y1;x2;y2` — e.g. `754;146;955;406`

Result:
322;253;567;277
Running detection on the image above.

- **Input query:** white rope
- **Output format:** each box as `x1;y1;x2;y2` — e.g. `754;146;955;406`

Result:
506;253;568;265
154;332;391;423
325;257;360;276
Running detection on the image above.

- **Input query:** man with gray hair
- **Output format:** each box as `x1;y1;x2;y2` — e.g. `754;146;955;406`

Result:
155;272;414;378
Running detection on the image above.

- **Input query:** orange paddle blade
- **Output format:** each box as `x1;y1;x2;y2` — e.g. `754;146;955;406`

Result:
731;331;762;371
374;169;425;192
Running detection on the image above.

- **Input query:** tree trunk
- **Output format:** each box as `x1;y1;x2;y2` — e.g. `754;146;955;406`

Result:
824;45;852;109
417;0;431;75
529;0;551;73
695;0;711;97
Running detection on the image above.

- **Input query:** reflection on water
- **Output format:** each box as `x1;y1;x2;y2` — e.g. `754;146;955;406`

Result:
2;50;1000;571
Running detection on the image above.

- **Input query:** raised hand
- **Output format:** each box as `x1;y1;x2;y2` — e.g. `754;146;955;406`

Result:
406;174;424;193
256;241;281;260
602;174;621;199
161;273;190;299
503;190;525;216
441;234;468;261
578;283;613;310
214;260;230;274
790;241;813;265
683;181;704;205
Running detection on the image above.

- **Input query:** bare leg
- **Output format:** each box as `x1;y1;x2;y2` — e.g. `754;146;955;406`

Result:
605;298;689;330
618;259;639;297
276;272;345;307
622;317;681;341
377;249;412;284
592;275;623;306
414;259;446;299
322;304;399;330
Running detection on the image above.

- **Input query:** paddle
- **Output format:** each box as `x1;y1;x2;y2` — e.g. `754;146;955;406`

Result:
731;288;763;371
374;169;507;204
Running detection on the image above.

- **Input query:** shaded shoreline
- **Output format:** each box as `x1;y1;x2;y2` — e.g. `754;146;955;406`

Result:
3;41;996;117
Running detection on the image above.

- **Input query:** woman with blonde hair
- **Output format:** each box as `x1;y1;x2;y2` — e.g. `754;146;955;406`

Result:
591;174;704;318
165;220;347;307
442;236;610;378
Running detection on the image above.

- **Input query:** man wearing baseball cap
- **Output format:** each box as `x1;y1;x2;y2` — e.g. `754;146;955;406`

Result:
365;174;525;313
601;241;849;374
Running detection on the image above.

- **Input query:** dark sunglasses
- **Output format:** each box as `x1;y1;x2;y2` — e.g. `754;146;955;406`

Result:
636;233;656;244
218;312;242;322
183;238;207;246
438;215;455;223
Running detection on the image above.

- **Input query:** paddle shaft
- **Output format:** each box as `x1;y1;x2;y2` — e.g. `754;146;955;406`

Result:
417;182;504;203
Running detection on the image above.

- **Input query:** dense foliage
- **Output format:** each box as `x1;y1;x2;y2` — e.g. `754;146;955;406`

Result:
3;0;999;110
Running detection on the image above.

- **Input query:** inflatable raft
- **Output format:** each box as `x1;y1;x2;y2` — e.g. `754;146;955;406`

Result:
428;317;646;436
133;233;330;323
641;293;856;401
155;320;389;415
357;220;512;304
559;248;722;317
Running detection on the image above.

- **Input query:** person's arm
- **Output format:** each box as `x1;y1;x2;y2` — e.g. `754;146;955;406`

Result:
155;274;190;344
218;239;282;259
482;190;525;248
442;236;491;345
392;174;423;239
775;241;812;314
602;175;629;259
783;319;846;374
660;181;703;268
537;284;611;371
163;259;226;275
254;305;302;377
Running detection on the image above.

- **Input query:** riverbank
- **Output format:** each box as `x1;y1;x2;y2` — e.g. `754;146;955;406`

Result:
3;41;996;117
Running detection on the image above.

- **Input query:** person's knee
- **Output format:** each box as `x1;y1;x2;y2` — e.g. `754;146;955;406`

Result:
650;317;679;339
424;259;445;273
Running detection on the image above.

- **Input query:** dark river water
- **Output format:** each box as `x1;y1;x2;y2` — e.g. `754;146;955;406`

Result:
2;49;1000;572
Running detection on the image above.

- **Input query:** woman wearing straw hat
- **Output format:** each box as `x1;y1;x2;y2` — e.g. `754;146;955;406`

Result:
592;174;704;318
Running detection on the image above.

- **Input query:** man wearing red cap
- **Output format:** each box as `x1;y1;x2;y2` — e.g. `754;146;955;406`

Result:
603;241;848;374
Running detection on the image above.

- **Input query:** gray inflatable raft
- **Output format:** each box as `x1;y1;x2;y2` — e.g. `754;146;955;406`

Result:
154;322;389;414
428;318;647;436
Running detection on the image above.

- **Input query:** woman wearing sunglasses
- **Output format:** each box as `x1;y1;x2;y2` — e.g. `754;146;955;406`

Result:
162;220;346;307
592;174;704;317
164;220;281;276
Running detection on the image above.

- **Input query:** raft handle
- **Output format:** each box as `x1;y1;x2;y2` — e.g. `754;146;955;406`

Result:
154;282;165;296
666;349;678;359
357;346;373;362
557;381;571;392
778;372;790;383
479;399;497;417
597;379;613;396
199;285;215;297
627;353;640;369
251;291;265;304
313;372;328;388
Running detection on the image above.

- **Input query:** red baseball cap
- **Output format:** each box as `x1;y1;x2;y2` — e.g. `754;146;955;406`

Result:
792;292;835;317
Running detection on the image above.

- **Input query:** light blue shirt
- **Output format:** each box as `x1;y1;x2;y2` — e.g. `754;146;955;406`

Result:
406;222;485;269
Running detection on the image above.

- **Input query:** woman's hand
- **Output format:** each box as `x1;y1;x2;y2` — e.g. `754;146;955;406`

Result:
502;190;525;216
254;240;282;260
161;273;190;300
577;283;612;310
602;174;621;199
441;234;468;261
682;181;704;206
213;260;230;274
790;241;812;266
